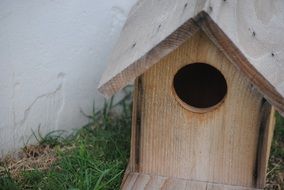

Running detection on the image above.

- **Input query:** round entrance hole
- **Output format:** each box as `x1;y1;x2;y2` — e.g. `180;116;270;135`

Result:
173;63;227;112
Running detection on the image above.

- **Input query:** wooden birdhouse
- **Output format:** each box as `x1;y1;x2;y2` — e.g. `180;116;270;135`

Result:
98;1;284;189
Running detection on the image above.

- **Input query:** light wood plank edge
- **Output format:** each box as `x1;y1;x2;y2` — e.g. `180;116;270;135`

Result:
254;100;275;188
193;11;284;116
98;18;200;97
121;172;262;190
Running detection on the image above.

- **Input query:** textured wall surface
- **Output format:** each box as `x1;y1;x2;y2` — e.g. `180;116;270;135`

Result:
0;0;137;155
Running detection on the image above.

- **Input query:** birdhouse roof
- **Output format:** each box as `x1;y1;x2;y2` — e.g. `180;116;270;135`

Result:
98;0;284;115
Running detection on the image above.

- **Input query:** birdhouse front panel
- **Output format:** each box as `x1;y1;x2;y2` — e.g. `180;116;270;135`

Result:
127;31;275;189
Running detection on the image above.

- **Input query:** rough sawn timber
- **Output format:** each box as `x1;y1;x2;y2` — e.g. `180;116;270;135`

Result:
121;172;262;190
98;0;284;116
125;31;276;189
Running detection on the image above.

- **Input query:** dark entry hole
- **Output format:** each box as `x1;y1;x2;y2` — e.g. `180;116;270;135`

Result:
173;63;227;109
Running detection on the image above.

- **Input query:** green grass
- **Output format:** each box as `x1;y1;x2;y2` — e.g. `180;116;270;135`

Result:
0;94;283;190
0;95;132;190
266;113;284;189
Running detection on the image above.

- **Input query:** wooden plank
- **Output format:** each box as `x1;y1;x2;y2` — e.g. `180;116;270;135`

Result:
98;0;284;116
121;172;262;190
255;101;275;188
98;18;200;96
121;172;139;190
129;77;144;172
194;12;284;116
131;31;266;187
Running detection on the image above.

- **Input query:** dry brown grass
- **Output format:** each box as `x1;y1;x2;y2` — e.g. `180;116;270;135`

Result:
0;145;57;180
265;148;284;189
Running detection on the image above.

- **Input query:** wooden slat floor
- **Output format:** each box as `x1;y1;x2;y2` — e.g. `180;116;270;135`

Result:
121;172;261;190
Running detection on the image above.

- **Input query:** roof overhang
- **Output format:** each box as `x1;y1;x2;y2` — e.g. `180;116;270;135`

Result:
98;0;284;115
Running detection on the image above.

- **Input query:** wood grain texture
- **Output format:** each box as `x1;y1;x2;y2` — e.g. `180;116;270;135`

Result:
255;102;275;188
126;31;274;189
98;18;200;97
194;12;284;116
121;172;262;190
129;77;144;172
98;0;284;116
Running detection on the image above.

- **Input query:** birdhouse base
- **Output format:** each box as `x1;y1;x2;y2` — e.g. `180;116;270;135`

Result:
121;172;262;190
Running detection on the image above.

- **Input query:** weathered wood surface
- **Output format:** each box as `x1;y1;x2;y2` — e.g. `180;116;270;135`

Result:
129;77;143;172
255;102;275;187
127;31;274;189
195;13;284;116
121;172;262;190
98;0;284;115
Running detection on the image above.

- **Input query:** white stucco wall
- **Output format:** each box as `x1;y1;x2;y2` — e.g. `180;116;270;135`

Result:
0;0;137;155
